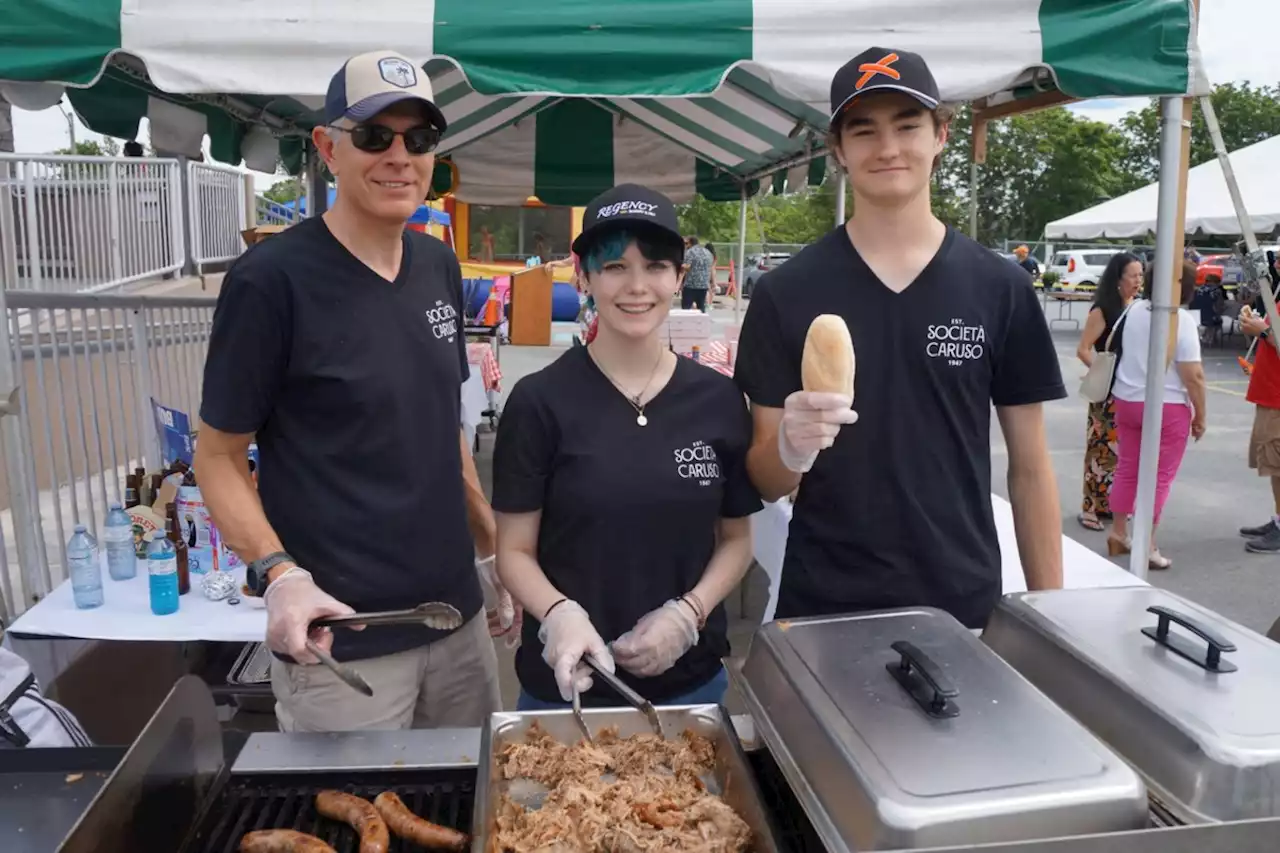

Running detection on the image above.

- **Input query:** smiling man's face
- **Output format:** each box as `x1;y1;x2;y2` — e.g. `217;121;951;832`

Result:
315;101;436;225
833;91;947;206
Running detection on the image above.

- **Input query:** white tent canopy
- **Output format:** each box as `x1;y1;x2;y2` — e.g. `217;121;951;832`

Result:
1045;134;1280;240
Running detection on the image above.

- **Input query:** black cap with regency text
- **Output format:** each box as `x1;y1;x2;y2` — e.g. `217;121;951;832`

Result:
572;184;683;256
829;47;940;129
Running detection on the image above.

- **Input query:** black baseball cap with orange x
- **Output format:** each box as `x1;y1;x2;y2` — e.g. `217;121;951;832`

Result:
829;47;940;130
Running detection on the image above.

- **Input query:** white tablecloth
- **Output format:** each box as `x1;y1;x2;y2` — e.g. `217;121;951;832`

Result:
460;370;488;449
7;557;267;642
750;493;1146;623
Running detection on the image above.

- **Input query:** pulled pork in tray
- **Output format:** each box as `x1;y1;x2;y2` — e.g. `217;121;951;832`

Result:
492;722;752;853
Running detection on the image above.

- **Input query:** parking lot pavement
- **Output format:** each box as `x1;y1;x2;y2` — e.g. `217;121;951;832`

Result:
995;321;1280;634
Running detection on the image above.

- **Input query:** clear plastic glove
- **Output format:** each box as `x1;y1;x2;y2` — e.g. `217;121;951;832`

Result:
612;600;700;678
478;555;522;648
779;390;859;473
263;571;358;664
537;600;614;701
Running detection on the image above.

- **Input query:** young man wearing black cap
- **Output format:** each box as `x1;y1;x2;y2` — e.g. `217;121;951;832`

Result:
735;48;1065;629
195;50;513;732
493;184;759;709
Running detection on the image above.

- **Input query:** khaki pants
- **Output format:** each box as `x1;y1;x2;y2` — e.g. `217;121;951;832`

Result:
270;612;501;732
1249;406;1280;477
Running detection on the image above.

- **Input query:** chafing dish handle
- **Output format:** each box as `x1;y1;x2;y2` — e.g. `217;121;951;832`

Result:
887;641;960;719
1142;606;1239;673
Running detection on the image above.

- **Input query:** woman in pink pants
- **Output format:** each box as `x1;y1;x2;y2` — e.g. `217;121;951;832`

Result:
1107;261;1207;569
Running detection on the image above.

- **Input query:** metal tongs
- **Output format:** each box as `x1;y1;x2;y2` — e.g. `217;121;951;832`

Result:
312;601;464;632
582;653;666;739
304;602;465;697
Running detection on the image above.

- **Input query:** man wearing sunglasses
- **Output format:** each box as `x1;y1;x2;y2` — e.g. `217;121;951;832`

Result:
195;51;510;733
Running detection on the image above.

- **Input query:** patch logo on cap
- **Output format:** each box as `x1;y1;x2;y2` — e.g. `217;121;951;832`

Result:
597;201;658;219
856;53;900;90
378;57;418;89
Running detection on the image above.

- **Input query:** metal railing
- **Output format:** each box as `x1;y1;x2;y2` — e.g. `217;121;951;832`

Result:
0;154;185;294
188;161;248;272
0;290;214;621
255;195;302;227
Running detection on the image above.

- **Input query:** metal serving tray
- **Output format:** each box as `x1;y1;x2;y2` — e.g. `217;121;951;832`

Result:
983;586;1280;824
472;704;780;853
733;608;1148;852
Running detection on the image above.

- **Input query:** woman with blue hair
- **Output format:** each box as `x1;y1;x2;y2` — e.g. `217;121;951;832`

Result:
492;185;761;709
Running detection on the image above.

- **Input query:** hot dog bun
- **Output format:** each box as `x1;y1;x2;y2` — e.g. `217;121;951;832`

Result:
801;314;855;400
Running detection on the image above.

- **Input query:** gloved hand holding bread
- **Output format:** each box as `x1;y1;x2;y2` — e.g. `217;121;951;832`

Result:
779;314;859;473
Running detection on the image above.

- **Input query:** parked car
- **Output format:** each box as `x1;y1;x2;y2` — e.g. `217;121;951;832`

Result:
1197;246;1279;287
1046;249;1123;290
742;252;792;297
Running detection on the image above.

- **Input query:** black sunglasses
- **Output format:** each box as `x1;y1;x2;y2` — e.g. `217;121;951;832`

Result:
328;123;441;155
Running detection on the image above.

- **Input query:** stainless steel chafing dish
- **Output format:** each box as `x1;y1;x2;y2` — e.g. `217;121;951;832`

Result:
731;607;1149;851
983;586;1280;825
472;705;781;852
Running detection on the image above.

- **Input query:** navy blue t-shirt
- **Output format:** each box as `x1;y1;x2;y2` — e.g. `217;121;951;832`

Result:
199;217;481;660
734;226;1065;628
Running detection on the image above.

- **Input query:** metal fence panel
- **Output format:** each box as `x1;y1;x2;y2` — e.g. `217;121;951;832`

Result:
0;154;185;294
188;161;248;272
0;292;215;618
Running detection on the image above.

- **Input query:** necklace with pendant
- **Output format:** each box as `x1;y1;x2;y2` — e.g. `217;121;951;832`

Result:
590;345;666;427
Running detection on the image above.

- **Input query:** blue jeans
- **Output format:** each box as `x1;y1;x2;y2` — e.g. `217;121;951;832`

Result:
516;667;728;711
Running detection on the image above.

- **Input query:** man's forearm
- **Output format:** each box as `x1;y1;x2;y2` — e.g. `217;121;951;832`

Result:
746;432;803;503
460;430;497;558
1008;464;1063;590
197;452;292;579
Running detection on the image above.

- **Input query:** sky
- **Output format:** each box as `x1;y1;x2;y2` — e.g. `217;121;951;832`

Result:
7;0;1276;195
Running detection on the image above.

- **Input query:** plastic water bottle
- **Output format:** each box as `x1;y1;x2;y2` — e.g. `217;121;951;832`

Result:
146;534;180;616
103;504;136;581
67;525;103;610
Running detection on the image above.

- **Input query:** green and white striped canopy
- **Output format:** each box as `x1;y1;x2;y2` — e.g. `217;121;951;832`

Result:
1;0;1206;205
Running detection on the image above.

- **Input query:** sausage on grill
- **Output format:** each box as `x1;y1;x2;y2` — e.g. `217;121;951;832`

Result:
239;829;336;853
374;791;470;851
315;790;390;853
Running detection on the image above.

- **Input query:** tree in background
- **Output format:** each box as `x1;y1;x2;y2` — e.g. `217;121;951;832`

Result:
677;82;1280;254
1117;82;1280;188
53;138;121;157
264;177;304;204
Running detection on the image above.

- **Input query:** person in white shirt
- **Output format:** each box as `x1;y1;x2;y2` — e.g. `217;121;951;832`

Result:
1106;260;1207;568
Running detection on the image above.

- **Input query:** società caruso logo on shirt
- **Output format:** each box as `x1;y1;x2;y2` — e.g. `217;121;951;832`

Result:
926;317;986;367
674;441;720;487
425;300;458;343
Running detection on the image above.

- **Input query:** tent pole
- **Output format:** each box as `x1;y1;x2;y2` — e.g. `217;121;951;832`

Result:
1129;95;1192;578
835;173;847;225
735;185;748;326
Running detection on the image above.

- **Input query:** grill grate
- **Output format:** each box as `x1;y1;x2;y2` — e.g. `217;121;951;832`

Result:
747;749;825;853
185;768;475;853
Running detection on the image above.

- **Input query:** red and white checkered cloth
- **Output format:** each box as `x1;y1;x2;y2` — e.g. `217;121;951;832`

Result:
466;343;503;392
683;341;734;377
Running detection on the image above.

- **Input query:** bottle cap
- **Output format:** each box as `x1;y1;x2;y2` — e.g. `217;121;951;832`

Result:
74;524;87;533
109;503;123;511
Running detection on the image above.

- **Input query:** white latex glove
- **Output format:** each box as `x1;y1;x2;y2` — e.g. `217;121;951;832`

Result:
612;600;699;678
263;570;358;664
779;390;859;473
477;555;522;647
537;600;614;701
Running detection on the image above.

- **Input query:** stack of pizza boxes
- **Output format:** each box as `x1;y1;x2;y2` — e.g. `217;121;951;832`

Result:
662;309;713;357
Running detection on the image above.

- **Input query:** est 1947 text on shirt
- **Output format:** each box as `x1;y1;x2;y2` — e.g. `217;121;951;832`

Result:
199;216;482;661
734;226;1066;628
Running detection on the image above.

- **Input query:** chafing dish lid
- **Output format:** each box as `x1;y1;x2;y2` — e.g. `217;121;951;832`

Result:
991;586;1280;758
750;608;1125;796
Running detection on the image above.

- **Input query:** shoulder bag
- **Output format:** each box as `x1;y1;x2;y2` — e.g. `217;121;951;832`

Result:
1078;301;1138;403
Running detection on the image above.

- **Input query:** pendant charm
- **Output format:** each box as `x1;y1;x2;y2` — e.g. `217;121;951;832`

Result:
636;414;648;427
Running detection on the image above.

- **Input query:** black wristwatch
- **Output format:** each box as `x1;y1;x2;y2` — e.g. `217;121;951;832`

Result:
246;551;296;596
